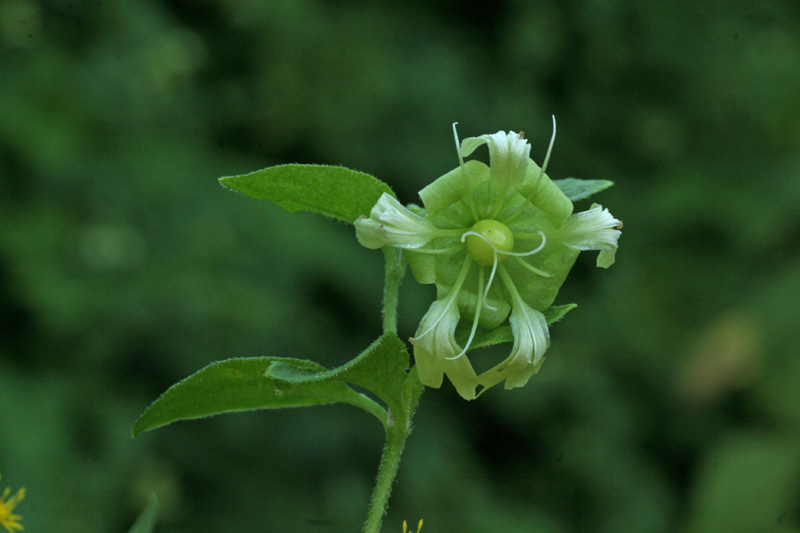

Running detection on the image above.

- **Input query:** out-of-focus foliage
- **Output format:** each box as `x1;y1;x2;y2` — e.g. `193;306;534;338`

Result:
1;0;799;531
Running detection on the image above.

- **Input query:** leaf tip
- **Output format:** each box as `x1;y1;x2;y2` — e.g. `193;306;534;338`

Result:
131;416;150;438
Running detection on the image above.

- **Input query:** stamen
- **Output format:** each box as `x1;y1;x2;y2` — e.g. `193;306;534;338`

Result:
453;122;480;222
446;266;485;360
503;115;557;224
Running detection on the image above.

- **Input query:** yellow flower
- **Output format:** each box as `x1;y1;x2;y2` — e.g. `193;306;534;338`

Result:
0;473;25;533
403;519;423;533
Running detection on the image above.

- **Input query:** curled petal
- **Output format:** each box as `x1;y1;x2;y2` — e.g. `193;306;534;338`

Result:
355;193;440;249
511;299;550;365
478;297;550;391
411;298;479;400
442;355;481;401
551;203;622;268
460;131;530;198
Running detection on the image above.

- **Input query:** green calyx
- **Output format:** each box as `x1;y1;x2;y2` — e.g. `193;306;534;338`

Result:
465;219;514;266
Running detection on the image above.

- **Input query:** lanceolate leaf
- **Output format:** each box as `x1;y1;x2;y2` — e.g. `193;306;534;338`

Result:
266;333;411;416
132;357;386;436
554;178;614;202
219;164;394;223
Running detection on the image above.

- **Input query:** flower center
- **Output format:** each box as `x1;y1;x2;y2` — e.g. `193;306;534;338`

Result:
465;219;514;266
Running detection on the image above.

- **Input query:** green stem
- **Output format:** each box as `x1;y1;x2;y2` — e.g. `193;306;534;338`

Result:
362;246;422;532
363;368;425;533
382;247;405;335
362;421;409;532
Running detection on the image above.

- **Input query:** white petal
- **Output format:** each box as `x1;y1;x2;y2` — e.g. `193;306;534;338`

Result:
503;301;550;389
412;298;479;400
460;131;530;197
355;193;439;249
477;299;550;391
551;203;622;268
442;355;480;400
412;299;457;388
509;300;550;367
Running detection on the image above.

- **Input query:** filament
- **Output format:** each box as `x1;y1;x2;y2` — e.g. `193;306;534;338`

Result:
446;266;485;360
453;122;480;222
411;255;471;341
460;231;500;311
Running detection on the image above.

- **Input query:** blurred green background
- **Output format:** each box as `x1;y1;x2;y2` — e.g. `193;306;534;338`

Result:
2;0;800;531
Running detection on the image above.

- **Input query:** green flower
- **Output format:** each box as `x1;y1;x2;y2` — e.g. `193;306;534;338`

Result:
355;120;621;399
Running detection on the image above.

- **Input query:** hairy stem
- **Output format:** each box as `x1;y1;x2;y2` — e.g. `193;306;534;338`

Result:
382;246;405;335
363;247;422;532
363;368;425;533
363;419;409;532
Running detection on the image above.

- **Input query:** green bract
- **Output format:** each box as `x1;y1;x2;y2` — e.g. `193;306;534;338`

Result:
355;121;622;400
